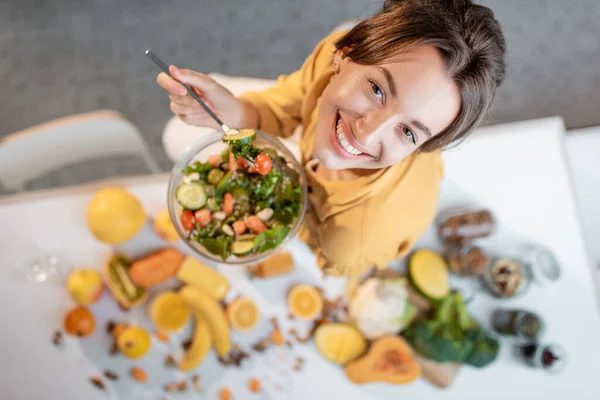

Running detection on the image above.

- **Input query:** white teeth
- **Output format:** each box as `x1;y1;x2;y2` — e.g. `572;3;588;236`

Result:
335;117;363;155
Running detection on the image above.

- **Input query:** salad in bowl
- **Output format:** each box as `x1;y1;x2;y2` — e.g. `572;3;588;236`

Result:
167;129;308;264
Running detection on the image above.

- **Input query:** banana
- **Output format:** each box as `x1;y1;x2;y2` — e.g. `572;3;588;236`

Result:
179;311;212;371
177;256;230;300
179;285;231;357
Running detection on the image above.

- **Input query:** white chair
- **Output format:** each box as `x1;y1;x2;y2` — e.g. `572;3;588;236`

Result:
0;110;161;192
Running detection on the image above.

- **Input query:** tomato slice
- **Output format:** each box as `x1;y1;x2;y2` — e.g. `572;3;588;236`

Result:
180;210;195;231
255;153;272;176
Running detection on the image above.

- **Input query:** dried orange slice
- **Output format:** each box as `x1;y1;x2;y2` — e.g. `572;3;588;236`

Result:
226;296;259;332
287;284;323;320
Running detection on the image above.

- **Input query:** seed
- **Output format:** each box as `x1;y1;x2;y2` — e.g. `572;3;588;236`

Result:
52;330;62;346
222;224;234;236
191;375;201;392
104;370;118;381
213;211;227;221
257;208;274;221
155;331;169;343
165;354;176;368
130;367;148;383
89;377;105;391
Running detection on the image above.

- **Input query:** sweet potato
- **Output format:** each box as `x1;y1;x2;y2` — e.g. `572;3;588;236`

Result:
129;248;184;288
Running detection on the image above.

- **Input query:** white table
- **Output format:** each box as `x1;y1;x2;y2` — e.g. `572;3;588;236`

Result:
2;117;600;400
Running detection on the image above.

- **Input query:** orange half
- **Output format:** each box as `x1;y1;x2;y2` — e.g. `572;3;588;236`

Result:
226;296;259;332
287;284;323;320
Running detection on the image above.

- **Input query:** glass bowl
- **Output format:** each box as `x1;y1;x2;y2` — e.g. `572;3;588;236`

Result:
167;130;308;266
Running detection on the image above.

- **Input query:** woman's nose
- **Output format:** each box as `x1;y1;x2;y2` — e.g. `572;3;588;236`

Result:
353;114;385;145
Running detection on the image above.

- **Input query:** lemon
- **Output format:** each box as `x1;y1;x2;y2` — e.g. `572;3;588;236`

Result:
151;292;191;332
86;187;146;244
117;326;151;359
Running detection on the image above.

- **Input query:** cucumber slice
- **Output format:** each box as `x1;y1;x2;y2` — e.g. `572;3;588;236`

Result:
231;239;255;256
176;182;207;209
223;128;257;145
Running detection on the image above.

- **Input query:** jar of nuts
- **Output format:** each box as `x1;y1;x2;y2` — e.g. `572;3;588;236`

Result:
445;244;490;277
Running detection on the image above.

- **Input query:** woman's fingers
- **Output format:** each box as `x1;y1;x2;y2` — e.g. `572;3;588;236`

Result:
170;101;197;116
169;94;196;107
170;66;218;92
157;72;187;96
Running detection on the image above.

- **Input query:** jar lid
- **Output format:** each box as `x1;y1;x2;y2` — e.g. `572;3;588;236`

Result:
527;245;561;284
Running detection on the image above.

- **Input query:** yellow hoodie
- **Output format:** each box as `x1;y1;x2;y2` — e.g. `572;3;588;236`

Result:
239;31;443;278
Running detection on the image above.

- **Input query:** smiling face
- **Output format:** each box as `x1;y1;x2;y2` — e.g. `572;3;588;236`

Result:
313;45;462;170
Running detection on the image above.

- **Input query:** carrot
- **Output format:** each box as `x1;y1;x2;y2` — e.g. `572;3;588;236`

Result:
223;193;235;216
245;216;268;234
228;150;237;173
232;220;247;235
208;155;221;167
194;209;211;227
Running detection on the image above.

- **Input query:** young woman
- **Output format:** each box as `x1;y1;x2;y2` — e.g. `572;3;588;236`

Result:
157;0;506;281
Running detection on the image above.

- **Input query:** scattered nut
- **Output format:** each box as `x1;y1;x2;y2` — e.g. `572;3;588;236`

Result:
130;367;148;383
103;370;118;381
89;377;105;391
177;380;188;392
256;208;274;221
109;340;119;356
191;375;201;392
182;338;193;351
112;323;126;337
52;330;62;346
222;224;234;236
164;382;179;393
117;303;129;312
219;387;232;400
248;377;261;393
213;211;227;221
270;329;284;346
105;320;116;334
165;354;176;368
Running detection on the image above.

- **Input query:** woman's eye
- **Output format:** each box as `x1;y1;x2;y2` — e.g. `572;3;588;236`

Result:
369;80;384;103
403;126;417;145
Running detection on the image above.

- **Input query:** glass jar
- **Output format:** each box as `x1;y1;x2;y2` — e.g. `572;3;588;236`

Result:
436;207;495;245
445;244;490;277
520;343;566;373
481;256;532;298
492;309;544;342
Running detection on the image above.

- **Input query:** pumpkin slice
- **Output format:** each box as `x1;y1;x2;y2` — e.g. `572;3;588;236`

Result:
314;323;366;365
409;249;450;301
345;335;421;385
287;284;323;320
226;296;259;332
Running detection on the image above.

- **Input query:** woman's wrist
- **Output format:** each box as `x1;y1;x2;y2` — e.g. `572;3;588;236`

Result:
237;99;260;129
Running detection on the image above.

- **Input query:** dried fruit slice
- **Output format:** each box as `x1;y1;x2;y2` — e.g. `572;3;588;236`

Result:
287;284;323;320
117;326;151;359
151;291;191;332
226;297;259;332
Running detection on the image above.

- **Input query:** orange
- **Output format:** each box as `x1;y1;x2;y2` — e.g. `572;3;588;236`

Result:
287;284;323;320
225;296;259;332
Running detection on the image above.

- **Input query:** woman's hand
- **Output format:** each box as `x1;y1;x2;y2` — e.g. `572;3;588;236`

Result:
157;66;258;129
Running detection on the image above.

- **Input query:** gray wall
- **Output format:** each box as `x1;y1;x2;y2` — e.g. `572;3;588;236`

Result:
2;0;600;170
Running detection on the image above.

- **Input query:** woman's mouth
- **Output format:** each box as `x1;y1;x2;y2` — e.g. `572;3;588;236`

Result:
329;113;372;159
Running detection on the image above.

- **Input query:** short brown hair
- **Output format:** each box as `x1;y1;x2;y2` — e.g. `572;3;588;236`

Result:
336;0;506;152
